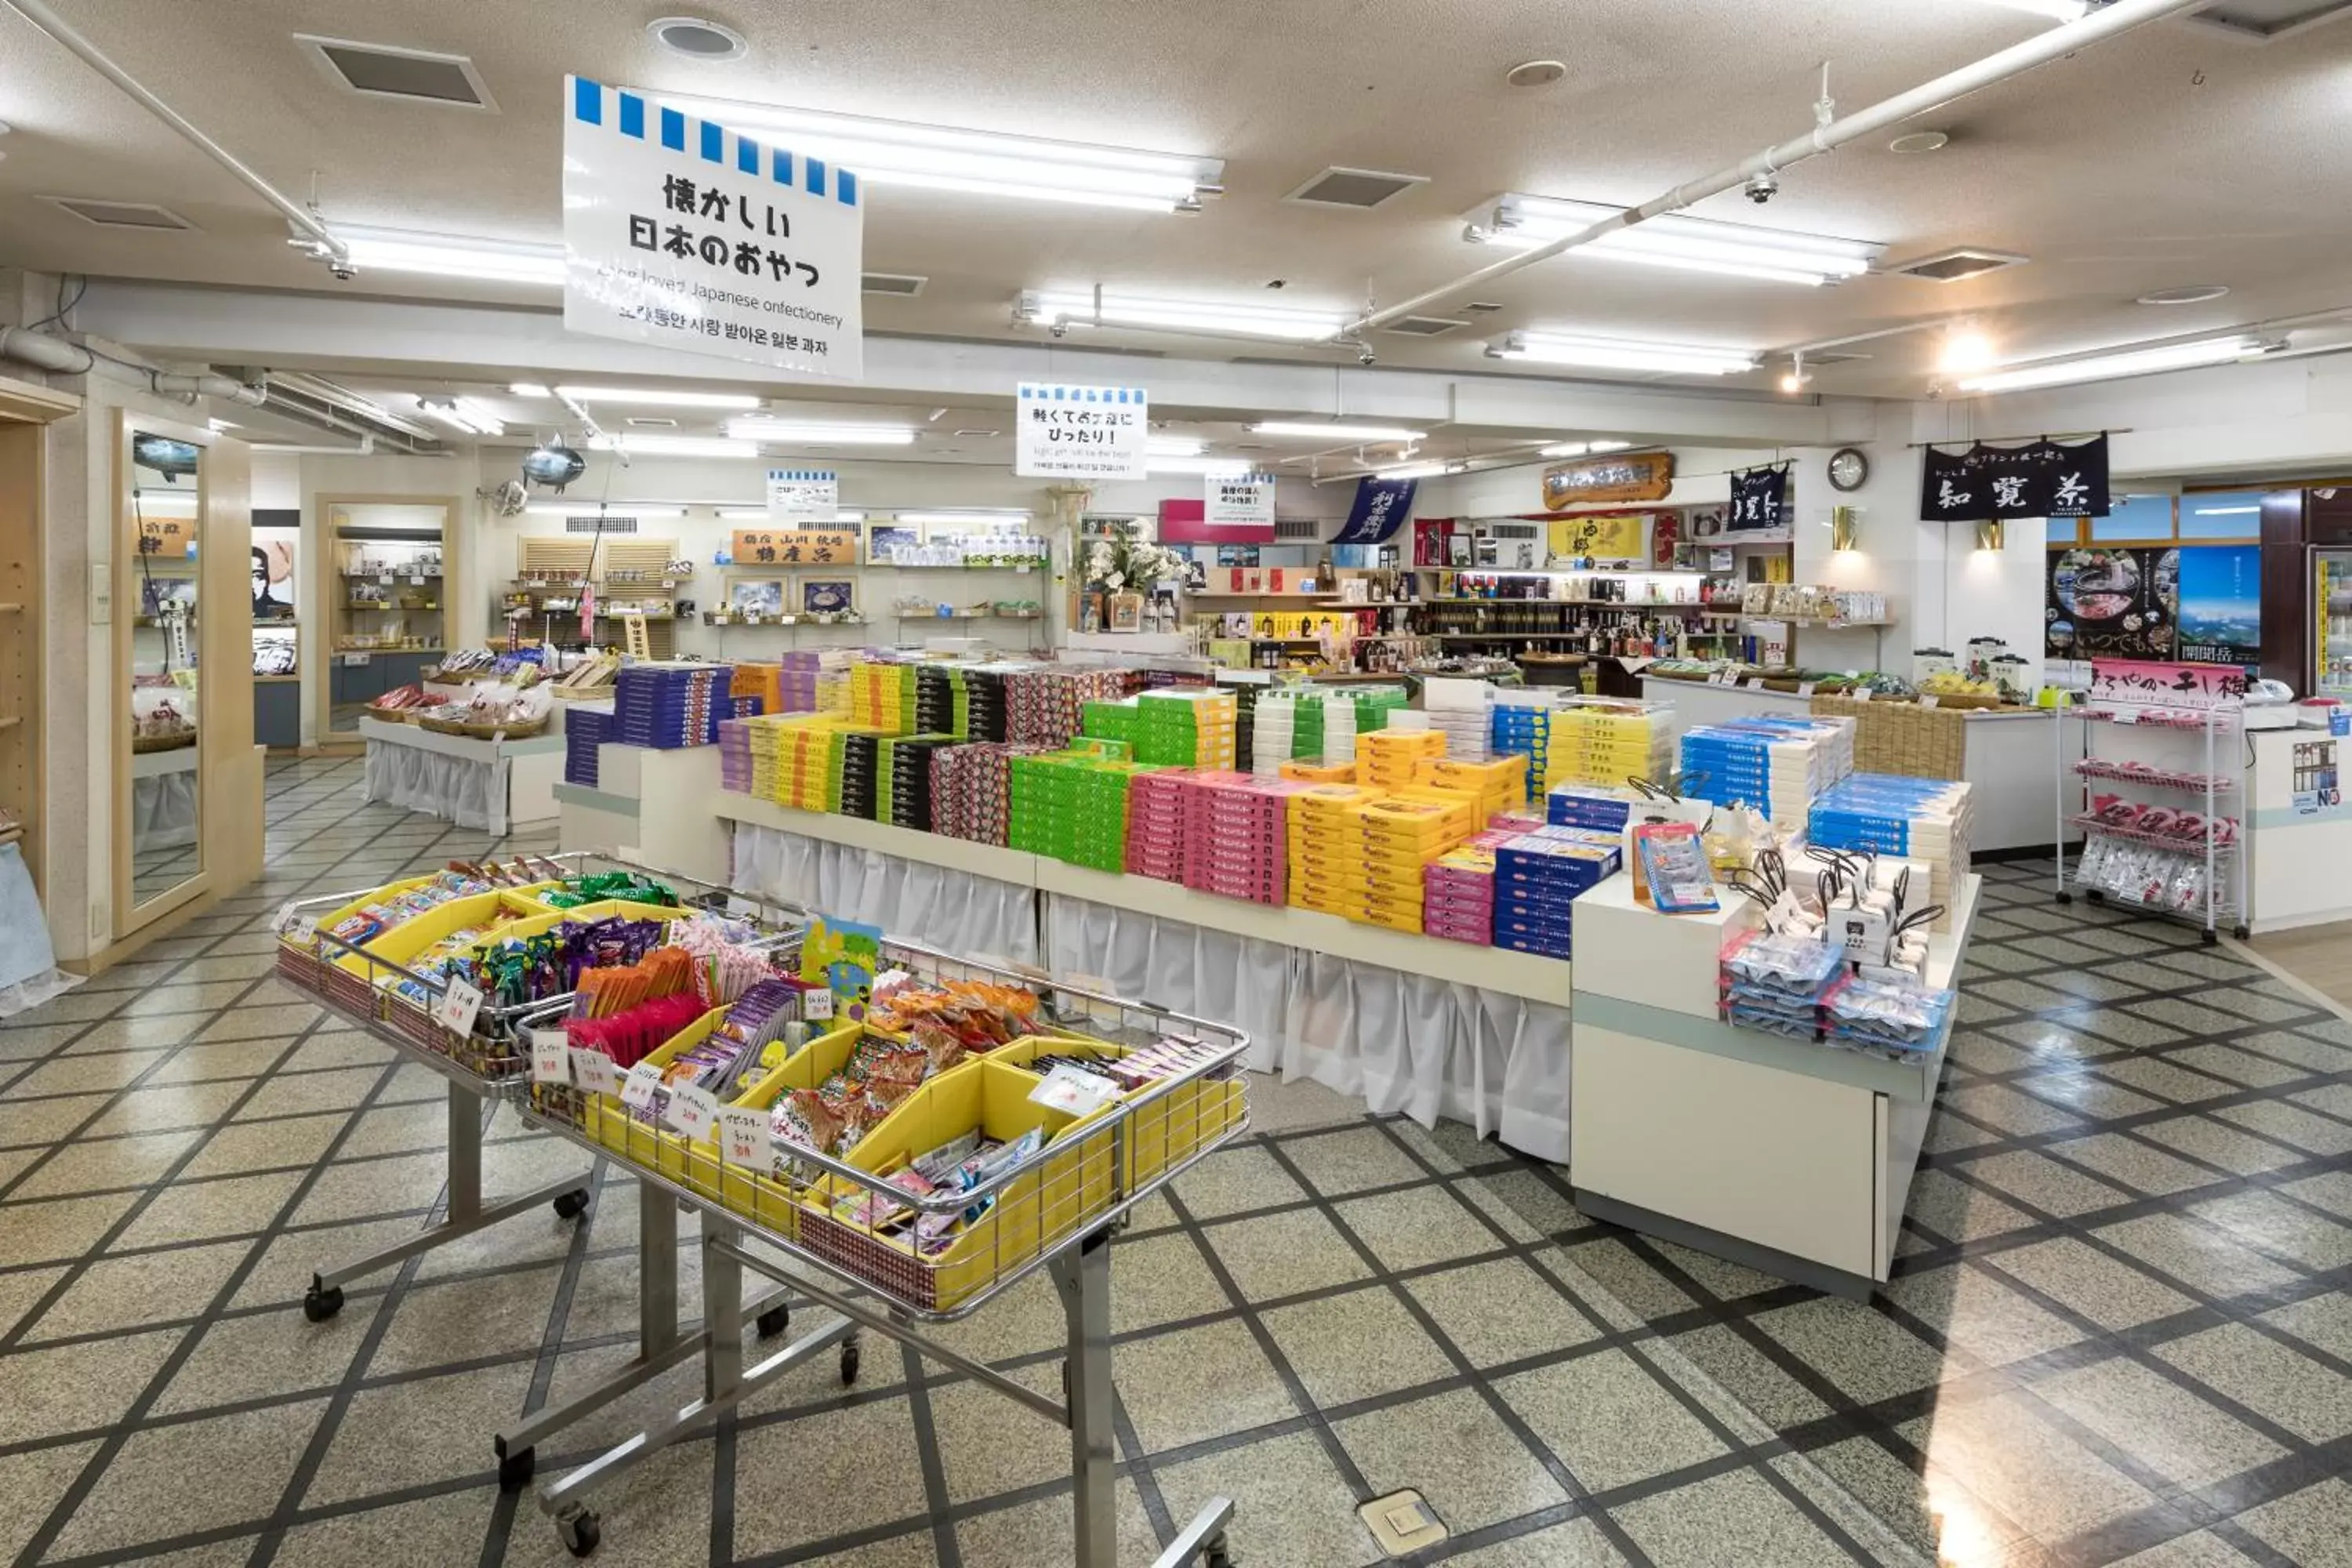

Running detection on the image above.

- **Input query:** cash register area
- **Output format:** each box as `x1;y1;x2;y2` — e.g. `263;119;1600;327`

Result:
0;755;2347;1568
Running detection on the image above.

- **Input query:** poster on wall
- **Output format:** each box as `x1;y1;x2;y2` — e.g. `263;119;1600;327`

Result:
561;77;864;378
1204;471;1276;527
766;468;838;523
2292;738;2343;817
2175;545;2262;666
1334;477;1417;545
1728;465;1788;532
1014;383;1149;480
251;528;297;622
1545;513;1646;562
2046;546;2178;662
1924;436;2111;521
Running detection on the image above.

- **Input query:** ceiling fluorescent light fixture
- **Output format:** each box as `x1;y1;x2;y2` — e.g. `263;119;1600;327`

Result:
333;224;564;285
726;417;917;445
1967;0;2091;19
2192;504;2261;516
524;504;687;519
1472;195;1881;287
1148;456;1255;476
1955;336;2271;394
554;385;763;409
717;508;866;521
1021;289;1348;342
586;434;760;458
416;396;504;436
1146;435;1205;457
1248;421;1426;443
894;510;1032;525
1377;460;1455;481
1492;332;1760;376
660;94;1221;213
508;382;551;397
1540;438;1635;459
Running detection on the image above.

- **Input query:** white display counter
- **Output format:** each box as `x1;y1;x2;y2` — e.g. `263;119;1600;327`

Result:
1569;868;1982;1299
2245;724;2352;934
360;716;564;835
1641;676;2055;852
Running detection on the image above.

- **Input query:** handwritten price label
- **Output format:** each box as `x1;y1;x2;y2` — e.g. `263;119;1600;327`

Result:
434;978;484;1036
619;1062;664;1111
529;1031;572;1085
718;1106;773;1169
666;1083;720;1140
569;1048;621;1097
803;989;835;1021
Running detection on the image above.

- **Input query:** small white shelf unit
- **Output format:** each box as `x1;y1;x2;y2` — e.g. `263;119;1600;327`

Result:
2054;695;2249;943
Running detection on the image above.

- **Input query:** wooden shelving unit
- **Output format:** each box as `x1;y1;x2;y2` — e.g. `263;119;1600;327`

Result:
0;388;60;879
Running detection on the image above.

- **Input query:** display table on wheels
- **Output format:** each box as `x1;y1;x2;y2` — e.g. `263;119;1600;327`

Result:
361;714;564;834
1568;867;1981;1298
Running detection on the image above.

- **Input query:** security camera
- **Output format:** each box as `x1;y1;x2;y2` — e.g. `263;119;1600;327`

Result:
1049;321;1069;340
1357;348;1377;366
1744;170;1779;205
329;261;356;282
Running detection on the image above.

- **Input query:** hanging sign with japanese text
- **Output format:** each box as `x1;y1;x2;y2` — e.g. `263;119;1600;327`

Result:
766;468;838;523
1203;472;1276;527
1922;436;2111;521
135;514;194;558
730;528;858;566
562;76;864;378
1014;383;1149;479
1729;465;1789;532
1542;451;1674;510
1545;513;1647;563
1333;477;1417;545
2085;659;2247;710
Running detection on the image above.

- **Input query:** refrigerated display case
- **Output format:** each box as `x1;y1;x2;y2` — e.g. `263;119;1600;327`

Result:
2314;549;2352;699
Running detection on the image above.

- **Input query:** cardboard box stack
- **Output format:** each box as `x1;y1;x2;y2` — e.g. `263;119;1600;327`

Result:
1806;774;1973;929
1423;846;1497;945
1286;785;1382;918
1552;703;1676;789
1125;768;1192;881
929;742;1051;845
1359;728;1448;790
849;662;916;735
1491;826;1623;959
1415;754;1531;822
1135;688;1239;768
1545;783;1641;833
886;735;959;830
1678;714;1856;829
1185;773;1294;905
612;662;734;748
1423;677;1494;761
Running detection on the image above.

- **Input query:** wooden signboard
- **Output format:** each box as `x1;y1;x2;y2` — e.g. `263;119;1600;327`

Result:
730;527;858;567
1545;513;1648;562
136;514;195;557
1542;451;1674;510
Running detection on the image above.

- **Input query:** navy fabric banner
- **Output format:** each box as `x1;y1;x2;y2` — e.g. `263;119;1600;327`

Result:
1728;465;1788;532
1333;477;1417;544
1922;435;2111;521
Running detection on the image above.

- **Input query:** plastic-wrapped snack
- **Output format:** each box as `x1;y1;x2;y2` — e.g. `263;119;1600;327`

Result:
1722;931;1842;991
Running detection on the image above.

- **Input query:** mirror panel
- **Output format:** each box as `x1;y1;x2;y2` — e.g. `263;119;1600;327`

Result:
125;426;205;910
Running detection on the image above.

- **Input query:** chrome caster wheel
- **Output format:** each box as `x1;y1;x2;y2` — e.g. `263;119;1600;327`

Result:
557;1505;600;1559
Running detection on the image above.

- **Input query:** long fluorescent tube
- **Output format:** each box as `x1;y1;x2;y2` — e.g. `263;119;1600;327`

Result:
523;504;687;519
555;385;764;409
336;225;565;285
1022;289;1348;341
1492;332;1760;376
726;417;917;445
1969;0;2090;19
1248;421;1426;443
2193;505;2261;516
1148;456;1255;477
1472;195;1881;288
894;510;1032;524
717;508;867;521
586;434;761;458
661;94;1221;213
416;397;505;437
509;382;551;397
1955;336;2267;394
1377;461;1454;481
1541;438;1635;458
1147;435;1205;457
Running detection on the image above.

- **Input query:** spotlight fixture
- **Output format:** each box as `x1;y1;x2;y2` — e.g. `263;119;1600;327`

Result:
647;16;750;61
1955;336;2275;394
1939;328;1998;375
1490;331;1760;376
1468;194;1879;287
1779;352;1813;394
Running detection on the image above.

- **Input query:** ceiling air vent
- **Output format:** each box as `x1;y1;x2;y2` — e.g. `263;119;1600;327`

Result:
565;515;639;534
2194;0;2352;38
1463;301;1507;314
1383;316;1469;337
1274;518;1320;542
1886;248;2029;284
40;197;196;230
625;417;679;428
1283;167;1429;210
1805;350;1871;366
295;35;497;111
953;429;1000;438
862;272;928;296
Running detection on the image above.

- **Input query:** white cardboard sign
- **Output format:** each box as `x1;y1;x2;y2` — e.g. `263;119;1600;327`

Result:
529;1031;572;1085
563;76;864;379
717;1105;773;1169
1014;383;1149;481
666;1083;721;1140
570;1047;622;1097
767;468;839;523
1204;472;1276;527
434;978;485;1036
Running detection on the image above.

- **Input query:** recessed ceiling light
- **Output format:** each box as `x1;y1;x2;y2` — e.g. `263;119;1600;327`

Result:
1505;60;1567;88
648;17;750;61
2137;284;2230;306
1889;131;1951;154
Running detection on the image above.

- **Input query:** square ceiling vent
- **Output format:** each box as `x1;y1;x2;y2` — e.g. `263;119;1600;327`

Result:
295;35;498;111
1886;247;2029;283
40;197;196;230
1382;316;1470;337
1284;167;1429;210
862;272;929;296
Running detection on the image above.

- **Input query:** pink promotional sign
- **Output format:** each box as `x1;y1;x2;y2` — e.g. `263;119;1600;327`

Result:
2087;659;2249;710
1156;498;1275;545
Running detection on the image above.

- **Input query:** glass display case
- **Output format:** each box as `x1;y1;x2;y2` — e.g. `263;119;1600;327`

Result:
319;498;456;741
2315;549;2352;700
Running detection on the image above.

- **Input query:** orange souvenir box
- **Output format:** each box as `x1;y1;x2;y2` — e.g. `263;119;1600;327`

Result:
1279;759;1356;784
1415;756;1530;818
1358;729;1449;787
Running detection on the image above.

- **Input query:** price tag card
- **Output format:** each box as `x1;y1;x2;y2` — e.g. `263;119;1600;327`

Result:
1740;677;1762;690
717;1105;773;1169
1796;682;1817;699
803;989;835;1022
1918;695;1940;710
271;899;299;935
529;1031;572;1085
569;1047;621;1097
619;1062;664;1111
434;978;485;1036
378;572;394;584
1850;687;1872;702
288;915;318;945
666;1083;720;1140
411;575;427;586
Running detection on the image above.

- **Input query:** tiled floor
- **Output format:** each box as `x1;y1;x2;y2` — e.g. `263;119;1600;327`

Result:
2;758;2350;1566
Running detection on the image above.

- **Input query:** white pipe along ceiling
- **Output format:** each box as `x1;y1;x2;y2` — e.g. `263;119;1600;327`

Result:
0;325;269;406
1343;0;2217;337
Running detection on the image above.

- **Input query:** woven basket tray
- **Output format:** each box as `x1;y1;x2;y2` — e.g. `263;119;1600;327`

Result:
132;731;197;754
417;715;550;740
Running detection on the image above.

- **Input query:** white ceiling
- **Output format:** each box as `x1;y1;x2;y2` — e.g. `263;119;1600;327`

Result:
4;0;2351;406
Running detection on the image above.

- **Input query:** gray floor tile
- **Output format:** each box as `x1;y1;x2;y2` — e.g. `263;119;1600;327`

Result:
8;1125;205;1199
115;1168;306;1247
2154;1323;2352;1443
2234;1478;2352;1568
924;1359;1068;1504
2044;1131;2227;1199
1610;1465;1846;1568
1904;1168;2040;1242
1276;1123;1429;1196
2091;1212;2303;1299
1403;1257;1601;1369
2211;1099;2352;1157
2108;1529;2267;1566
2259;1292;2352;1366
1549;1237;1693;1325
1498;1347;1727;1494
1896;1392;2158;1541
2034;1357;2288;1490
21;1235;254;1342
1987;1238;2198;1332
0;1187;141;1267
1442;1516;1628;1567
303;1359;535;1505
2136;1114;2309;1178
1114;1316;1299;1452
2190;1188;2352;1272
0;1324;186;1443
1194;1206;1370;1302
955;1485;1163;1568
1799;1436;2027;1565
47;1397;328;1558
1663;1322;1831;1428
1751;1296;1953;1405
0;1437;107;1565
1334;1386;1568;1534
4;1047;172;1098
273;1485;500;1568
1261;1283;1454;1406
1883;1263;2088;1368
1155;1430;1382;1568
1330;1181;1496;1273
1964;1149;2137;1218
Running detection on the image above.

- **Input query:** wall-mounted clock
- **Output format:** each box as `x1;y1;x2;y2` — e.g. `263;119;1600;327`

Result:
1828;447;1870;493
